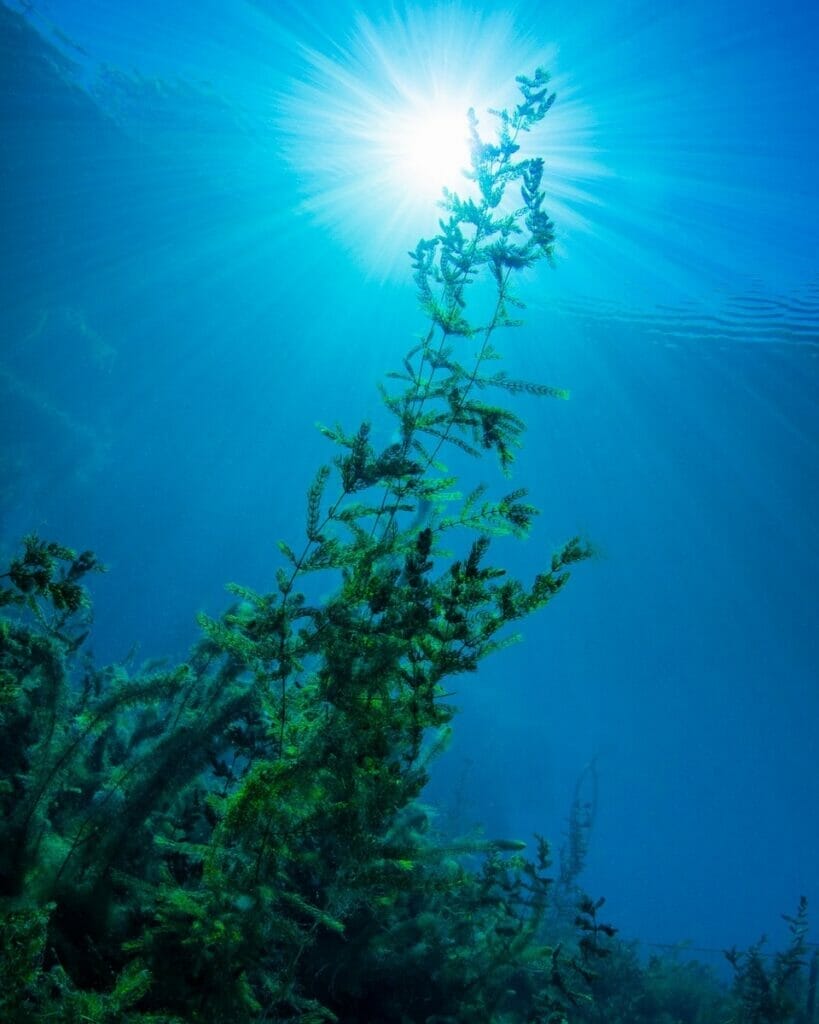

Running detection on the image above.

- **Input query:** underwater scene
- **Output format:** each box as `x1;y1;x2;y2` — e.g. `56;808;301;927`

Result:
1;0;817;1020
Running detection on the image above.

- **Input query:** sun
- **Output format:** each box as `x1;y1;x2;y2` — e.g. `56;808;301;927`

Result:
275;5;600;278
389;102;472;201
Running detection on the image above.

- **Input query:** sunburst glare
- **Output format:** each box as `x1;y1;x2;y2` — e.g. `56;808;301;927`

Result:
275;5;604;278
390;101;471;200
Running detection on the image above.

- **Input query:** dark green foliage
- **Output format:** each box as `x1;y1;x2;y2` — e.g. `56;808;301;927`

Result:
725;897;813;1024
2;60;814;1024
0;67;598;1022
573;938;733;1024
569;900;817;1024
10;64;812;1024
0;534;104;642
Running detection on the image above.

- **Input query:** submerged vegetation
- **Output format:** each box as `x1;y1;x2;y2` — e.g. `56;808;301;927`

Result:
0;68;815;1023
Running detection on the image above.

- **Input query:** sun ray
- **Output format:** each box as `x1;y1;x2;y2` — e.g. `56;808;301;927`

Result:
274;4;604;279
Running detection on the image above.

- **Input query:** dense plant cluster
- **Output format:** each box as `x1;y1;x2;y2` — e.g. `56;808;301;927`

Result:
1;67;815;1024
724;898;816;1024
0;70;603;1023
571;898;817;1024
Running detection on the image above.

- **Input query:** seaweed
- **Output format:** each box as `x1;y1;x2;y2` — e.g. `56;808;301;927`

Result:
2;60;815;1024
725;897;813;1024
0;66;601;1021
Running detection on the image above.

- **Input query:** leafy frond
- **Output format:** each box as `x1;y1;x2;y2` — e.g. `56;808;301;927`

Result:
306;465;330;542
477;371;570;400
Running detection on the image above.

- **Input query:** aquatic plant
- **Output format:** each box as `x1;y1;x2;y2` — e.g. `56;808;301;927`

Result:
556;758;599;911
567;899;816;1024
0;69;604;1022
572;938;733;1024
725;897;813;1024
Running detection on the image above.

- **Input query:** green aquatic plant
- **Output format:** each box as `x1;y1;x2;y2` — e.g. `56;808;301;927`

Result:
567;900;816;1024
725;897;813;1024
0;69;600;1022
571;937;733;1024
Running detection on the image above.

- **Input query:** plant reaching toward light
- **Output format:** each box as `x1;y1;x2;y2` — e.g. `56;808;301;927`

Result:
213;66;590;770
0;69;600;1024
277;8;601;277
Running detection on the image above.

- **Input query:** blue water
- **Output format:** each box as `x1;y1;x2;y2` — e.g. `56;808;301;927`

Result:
2;0;817;971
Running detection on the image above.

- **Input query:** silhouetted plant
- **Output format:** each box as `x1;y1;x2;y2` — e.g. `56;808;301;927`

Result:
574;937;732;1024
569;900;815;1024
556;758;599;913
725;897;812;1024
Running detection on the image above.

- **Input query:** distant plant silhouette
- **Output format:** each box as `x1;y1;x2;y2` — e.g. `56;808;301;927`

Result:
566;897;816;1024
725;898;813;1024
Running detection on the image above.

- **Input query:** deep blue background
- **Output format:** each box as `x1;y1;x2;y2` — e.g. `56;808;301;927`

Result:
2;0;817;968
